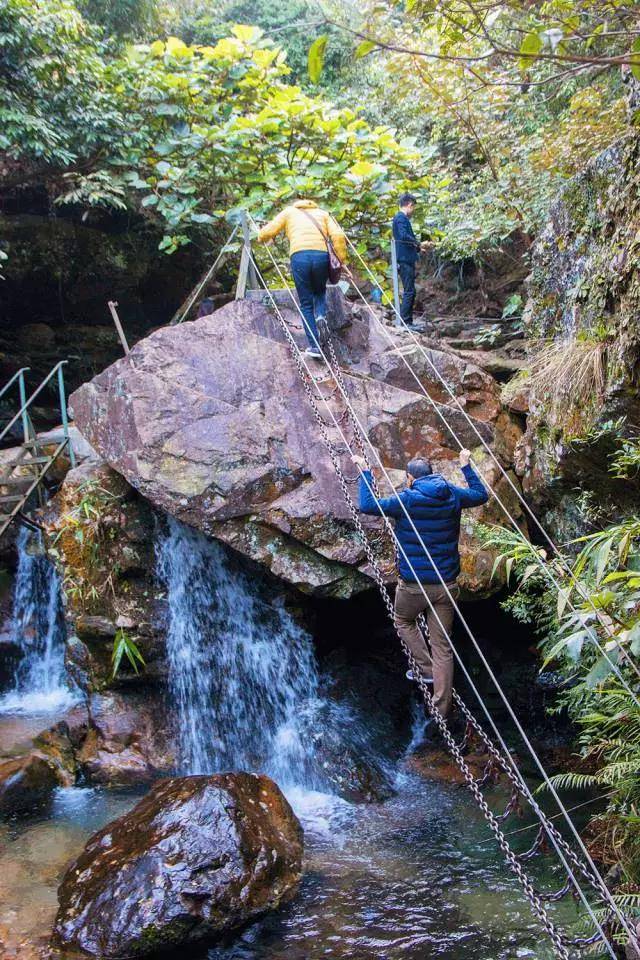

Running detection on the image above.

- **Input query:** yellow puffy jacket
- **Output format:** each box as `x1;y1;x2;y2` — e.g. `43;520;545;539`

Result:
257;199;347;263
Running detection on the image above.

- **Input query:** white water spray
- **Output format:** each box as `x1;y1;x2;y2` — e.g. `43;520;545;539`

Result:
156;518;327;787
0;526;74;714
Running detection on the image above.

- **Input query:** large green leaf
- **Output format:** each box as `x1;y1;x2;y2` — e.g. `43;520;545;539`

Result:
355;40;376;59
519;31;542;71
308;35;328;85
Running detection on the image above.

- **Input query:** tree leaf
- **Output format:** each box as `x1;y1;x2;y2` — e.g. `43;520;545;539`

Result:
308;35;328;84
585;655;614;689
519;31;542;71
629;621;640;657
632;37;640;82
355;40;376;59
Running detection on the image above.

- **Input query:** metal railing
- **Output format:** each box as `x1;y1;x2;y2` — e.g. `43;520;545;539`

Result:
0;361;75;467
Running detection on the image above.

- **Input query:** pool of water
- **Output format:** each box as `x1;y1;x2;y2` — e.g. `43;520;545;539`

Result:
0;713;586;960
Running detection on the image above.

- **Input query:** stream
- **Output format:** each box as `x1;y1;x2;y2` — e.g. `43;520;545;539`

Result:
0;521;585;959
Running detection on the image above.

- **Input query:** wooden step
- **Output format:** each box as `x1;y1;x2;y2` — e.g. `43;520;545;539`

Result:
0;476;33;488
0;494;25;504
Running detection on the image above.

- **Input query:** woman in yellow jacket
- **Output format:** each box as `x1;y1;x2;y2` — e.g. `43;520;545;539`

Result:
258;199;347;359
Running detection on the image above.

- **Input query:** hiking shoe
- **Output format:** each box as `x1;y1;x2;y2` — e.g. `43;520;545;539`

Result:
406;669;434;684
305;347;323;360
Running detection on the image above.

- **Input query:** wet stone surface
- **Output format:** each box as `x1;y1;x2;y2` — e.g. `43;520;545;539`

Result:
53;773;303;958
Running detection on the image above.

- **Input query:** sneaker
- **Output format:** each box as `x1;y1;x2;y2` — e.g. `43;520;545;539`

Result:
406;669;434;684
305;347;323;360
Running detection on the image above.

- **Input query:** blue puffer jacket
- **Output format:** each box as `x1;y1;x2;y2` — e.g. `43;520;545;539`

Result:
358;465;488;584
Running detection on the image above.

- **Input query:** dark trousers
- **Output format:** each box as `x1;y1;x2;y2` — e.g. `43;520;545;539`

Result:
394;579;459;717
290;250;329;349
398;261;416;324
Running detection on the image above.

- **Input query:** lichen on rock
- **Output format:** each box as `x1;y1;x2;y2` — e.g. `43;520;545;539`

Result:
517;132;640;538
68;294;525;598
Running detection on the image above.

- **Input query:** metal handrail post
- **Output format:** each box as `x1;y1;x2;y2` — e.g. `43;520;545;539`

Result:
0;360;67;446
18;370;30;444
390;236;402;326
0;367;30;402
57;362;75;468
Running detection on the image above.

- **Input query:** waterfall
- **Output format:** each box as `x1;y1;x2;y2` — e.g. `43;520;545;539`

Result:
0;526;74;714
156;518;325;786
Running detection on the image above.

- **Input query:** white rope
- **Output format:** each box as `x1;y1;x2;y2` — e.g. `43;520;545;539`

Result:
247;253;586;958
345;234;640;695
246;233;634;955
174;224;240;325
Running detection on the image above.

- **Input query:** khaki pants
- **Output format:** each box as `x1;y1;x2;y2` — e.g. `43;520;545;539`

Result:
394;579;459;718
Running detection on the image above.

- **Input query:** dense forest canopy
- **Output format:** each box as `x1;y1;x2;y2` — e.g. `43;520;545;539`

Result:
2;0;637;262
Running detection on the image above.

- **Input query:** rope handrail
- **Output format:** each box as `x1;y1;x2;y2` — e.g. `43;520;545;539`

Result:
246;249;615;958
172;224;240;325
246;233;634;955
246;252;579;958
343;233;640;695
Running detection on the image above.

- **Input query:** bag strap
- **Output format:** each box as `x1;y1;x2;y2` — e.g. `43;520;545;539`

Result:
298;208;331;248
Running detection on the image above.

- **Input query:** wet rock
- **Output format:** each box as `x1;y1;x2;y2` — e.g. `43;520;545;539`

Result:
33;704;89;787
78;690;175;786
53;773;303;958
42;459;164;693
0;752;62;816
69;296;525;598
406;746;494;786
517;133;640;536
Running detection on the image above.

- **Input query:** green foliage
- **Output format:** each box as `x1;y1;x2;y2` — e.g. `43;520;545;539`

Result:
77;0;159;38
1;1;430;254
0;0;122;171
111;628;145;678
611;438;640;481
480;499;640;879
308;35;327;84
321;0;630;261
167;0;355;91
49;479;123;607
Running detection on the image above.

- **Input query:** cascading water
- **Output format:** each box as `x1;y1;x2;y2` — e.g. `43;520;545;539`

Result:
0;526;73;714
156;517;331;787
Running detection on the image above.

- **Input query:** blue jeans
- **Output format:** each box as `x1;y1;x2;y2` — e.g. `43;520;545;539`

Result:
398;261;416;324
290;250;329;349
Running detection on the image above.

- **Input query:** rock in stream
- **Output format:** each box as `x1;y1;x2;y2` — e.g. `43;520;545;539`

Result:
53;772;303;957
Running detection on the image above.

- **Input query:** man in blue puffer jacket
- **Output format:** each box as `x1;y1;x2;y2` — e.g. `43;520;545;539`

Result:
355;448;488;721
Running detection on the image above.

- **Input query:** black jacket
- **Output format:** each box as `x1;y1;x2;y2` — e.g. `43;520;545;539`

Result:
392;211;420;265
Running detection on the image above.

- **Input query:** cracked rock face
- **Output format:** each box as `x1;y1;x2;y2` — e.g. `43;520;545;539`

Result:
53;773;303;958
69;296;523;597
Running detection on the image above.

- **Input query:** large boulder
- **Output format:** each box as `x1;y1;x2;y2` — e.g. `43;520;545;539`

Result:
53;773;303;957
69;296;524;597
0;751;63;817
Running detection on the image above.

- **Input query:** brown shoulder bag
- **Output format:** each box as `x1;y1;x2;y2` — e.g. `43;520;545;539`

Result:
299;209;343;284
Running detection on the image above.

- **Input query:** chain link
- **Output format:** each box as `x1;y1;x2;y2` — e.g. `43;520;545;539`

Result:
255;282;576;959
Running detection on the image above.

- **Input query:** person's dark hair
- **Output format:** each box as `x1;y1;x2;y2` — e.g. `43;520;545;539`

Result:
407;456;432;479
399;193;417;207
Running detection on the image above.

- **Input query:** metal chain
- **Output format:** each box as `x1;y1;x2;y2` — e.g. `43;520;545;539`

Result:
257;285;575;959
323;316;609;907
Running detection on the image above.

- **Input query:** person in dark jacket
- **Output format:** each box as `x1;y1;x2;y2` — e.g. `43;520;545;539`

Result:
392;193;432;326
354;448;488;720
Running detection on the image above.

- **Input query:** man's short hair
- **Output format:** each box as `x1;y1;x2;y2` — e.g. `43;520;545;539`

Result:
407;457;432;479
399;193;417;207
